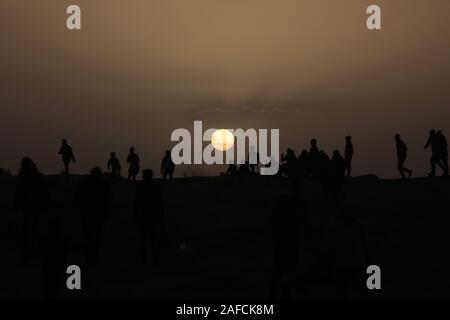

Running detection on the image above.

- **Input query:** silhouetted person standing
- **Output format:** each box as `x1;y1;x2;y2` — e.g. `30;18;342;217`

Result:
395;134;412;179
161;150;175;179
58;139;75;177
344;136;354;178
310;139;319;156
309;139;321;177
14;157;48;264
127;147;140;181
76;167;111;265
436;130;449;176
135;169;165;265
107;152;121;178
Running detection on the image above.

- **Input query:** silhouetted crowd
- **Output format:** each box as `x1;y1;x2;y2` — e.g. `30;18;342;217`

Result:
4;130;449;299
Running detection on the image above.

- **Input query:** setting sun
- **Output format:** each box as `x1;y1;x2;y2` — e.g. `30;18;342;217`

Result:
211;129;234;151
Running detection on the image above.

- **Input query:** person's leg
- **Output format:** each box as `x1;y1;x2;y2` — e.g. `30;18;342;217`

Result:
442;155;449;176
429;156;437;176
64;160;70;176
347;160;352;178
398;158;405;179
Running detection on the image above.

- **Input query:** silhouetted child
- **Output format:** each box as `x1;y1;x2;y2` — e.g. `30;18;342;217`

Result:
135;169;165;265
161;150;175;179
14;157;48;264
344;136;354;178
76;167;111;265
395;134;412;179
107;152;121;178
58;139;75;177
127;147;140;181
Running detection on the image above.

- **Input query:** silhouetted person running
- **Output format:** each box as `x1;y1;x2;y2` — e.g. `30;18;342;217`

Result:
107;152;121;178
14;157;48;264
127;147;140;181
395;134;412;179
161;150;175;179
344;136;354;178
76;167;111;265
58;139;75;177
135;169;165;265
436;130;449;176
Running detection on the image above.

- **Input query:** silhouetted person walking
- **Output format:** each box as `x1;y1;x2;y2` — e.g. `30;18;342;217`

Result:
14;157;48;264
135;169;165;265
76;167;111;265
107;152;121;178
436;130;449;176
395;134;412;179
424;129;446;176
344;136;354;178
127;147;140;181
161;150;175;179
58;139;75;177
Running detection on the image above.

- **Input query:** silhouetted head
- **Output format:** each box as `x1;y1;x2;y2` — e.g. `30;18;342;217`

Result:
430;129;436;135
142;169;154;182
333;150;341;157
437;130;443;135
19;157;40;177
90;167;102;178
130;147;135;153
20;157;34;173
395;134;401;141
110;152;116;158
346;135;352;141
311;139;317;147
61;139;67;145
165;150;171;156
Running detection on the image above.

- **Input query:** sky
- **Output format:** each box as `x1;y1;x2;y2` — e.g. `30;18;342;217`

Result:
1;0;450;177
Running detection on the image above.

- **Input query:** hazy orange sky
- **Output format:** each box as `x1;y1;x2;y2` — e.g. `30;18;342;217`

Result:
1;0;449;177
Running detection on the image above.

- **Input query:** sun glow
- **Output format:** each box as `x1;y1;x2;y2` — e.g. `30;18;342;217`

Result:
211;129;234;151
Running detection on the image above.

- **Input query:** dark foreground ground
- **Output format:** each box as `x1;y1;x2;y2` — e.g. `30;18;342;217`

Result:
0;174;449;300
